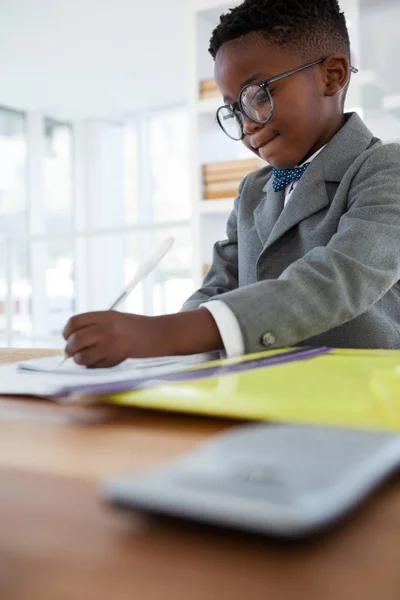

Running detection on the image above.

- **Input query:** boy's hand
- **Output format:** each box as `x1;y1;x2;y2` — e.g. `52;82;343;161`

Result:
63;312;160;368
62;309;223;368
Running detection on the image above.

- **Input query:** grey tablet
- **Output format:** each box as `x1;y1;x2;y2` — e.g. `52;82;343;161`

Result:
103;423;400;537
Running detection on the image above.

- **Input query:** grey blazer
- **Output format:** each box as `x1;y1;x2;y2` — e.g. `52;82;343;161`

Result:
182;112;400;352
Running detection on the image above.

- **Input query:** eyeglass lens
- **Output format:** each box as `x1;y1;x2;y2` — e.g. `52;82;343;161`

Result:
241;85;272;122
218;85;272;139
217;106;244;140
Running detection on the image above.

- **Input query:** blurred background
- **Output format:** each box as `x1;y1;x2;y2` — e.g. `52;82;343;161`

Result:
0;0;399;348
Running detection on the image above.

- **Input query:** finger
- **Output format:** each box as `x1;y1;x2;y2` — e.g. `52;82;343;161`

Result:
65;326;103;357
63;312;108;340
72;345;107;367
89;357;122;369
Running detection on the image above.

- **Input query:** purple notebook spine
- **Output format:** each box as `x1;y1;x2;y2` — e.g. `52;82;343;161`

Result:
58;346;333;399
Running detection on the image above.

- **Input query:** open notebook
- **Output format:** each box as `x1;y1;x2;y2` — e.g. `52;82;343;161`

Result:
17;353;218;375
0;347;327;400
0;351;222;399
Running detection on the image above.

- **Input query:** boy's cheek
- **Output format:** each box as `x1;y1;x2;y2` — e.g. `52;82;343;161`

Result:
242;139;260;157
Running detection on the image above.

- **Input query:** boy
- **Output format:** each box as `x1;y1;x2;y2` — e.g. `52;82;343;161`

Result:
63;0;400;367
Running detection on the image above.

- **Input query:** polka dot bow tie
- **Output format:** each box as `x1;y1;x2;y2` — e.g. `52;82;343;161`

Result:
272;163;310;192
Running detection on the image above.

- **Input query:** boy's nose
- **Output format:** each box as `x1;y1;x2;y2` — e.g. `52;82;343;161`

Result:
242;115;264;136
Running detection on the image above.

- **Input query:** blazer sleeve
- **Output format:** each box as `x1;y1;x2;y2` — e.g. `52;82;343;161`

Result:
181;176;247;311
212;143;400;352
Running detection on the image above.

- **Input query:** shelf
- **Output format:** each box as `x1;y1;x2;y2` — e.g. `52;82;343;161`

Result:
199;198;234;214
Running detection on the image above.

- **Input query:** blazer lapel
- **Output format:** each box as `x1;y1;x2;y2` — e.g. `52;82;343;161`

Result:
266;155;329;248
254;174;286;246
256;112;376;251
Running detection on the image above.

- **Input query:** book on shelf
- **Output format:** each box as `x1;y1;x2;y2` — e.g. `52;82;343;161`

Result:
203;166;263;182
204;169;253;183
200;78;217;90
204;179;243;194
202;158;264;200
200;89;222;100
204;190;239;200
199;91;221;101
203;158;264;175
199;78;220;100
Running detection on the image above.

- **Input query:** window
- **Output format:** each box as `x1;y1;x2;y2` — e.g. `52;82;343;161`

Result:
123;124;139;225
3;106;193;348
44;119;74;233
145;108;193;314
149;108;191;221
0;107;29;346
43;119;75;339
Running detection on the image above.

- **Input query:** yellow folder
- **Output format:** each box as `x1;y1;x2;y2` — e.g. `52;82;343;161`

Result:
103;348;400;433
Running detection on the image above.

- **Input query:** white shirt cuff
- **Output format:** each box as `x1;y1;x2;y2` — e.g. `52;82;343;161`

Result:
201;300;245;358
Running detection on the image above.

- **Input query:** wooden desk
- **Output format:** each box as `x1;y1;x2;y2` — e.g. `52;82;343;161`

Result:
1;349;400;600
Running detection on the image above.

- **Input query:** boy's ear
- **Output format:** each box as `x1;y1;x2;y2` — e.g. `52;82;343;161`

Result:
322;54;350;97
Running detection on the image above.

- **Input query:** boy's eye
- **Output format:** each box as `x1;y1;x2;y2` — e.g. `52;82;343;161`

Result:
244;86;269;108
253;91;269;105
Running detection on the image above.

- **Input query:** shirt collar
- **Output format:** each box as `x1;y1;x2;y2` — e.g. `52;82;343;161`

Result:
297;145;326;168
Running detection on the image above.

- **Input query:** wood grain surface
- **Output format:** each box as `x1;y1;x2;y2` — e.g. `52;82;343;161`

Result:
1;348;400;600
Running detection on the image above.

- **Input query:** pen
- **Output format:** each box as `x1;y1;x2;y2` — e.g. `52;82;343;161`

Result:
61;236;175;365
109;236;175;310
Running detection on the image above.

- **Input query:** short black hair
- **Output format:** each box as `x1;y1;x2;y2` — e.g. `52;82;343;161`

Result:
209;0;351;62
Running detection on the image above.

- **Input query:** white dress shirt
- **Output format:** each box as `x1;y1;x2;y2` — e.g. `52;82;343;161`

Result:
201;146;326;357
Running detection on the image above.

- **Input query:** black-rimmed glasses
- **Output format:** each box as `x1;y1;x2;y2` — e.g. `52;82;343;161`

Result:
216;58;359;141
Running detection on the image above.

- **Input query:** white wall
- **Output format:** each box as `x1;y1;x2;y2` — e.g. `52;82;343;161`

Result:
0;0;191;119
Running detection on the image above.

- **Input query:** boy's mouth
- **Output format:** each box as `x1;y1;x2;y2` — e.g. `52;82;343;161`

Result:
252;134;278;151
